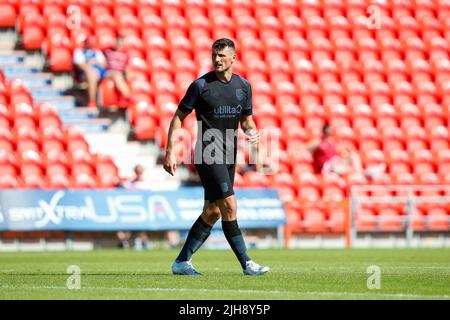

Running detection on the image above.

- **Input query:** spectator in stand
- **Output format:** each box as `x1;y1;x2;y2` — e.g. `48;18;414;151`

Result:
73;35;107;108
104;38;131;103
117;231;132;249
121;164;152;190
306;124;385;178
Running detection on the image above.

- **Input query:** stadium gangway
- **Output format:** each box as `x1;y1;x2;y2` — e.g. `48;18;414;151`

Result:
348;185;450;248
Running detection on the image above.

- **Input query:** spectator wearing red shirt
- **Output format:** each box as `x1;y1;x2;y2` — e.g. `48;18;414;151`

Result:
104;38;131;102
306;124;385;178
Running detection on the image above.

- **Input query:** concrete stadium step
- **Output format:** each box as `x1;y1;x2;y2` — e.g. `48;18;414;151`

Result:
86;134;158;158
84;131;163;179
1;64;40;76
0;53;25;65
0;30;18;50
30;86;64;98
33;95;76;109
23;52;46;69
86;133;141;159
51;74;74;91
84;132;128;150
58;107;99;121
0;49;44;68
61;118;112;132
10;73;52;87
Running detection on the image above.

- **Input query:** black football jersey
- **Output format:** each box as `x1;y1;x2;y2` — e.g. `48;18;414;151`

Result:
178;71;253;164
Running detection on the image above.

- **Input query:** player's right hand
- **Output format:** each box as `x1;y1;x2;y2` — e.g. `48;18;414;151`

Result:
163;152;177;176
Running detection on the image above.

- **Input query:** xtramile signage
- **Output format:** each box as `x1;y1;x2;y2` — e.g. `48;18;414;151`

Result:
0;188;285;231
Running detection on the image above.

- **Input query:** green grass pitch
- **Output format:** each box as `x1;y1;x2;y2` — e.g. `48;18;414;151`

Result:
0;248;449;299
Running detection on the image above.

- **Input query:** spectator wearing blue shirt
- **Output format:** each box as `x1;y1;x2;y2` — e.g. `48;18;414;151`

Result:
73;35;107;108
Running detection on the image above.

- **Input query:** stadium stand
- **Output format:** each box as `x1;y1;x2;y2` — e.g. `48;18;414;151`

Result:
0;0;449;247
0;69;120;188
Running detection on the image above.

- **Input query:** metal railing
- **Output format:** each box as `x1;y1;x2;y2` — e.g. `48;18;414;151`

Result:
348;185;450;247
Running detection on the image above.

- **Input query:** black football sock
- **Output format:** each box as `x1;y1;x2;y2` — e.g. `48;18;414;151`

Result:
176;216;212;262
222;220;251;269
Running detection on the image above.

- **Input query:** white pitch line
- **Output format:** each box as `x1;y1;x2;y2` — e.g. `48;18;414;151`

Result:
303;291;450;299
1;285;449;299
387;266;450;270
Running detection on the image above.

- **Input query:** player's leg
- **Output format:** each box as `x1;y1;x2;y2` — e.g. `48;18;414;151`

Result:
216;194;269;275
172;200;220;275
175;200;220;262
217;195;249;267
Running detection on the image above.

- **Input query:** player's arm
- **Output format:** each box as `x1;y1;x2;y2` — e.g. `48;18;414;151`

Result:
163;80;199;175
240;114;259;144
239;78;258;144
163;109;189;176
240;114;260;165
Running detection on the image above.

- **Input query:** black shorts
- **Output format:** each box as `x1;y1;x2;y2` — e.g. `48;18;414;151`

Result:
195;163;236;202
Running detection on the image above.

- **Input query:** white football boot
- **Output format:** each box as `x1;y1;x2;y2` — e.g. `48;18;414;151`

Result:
243;260;270;276
172;260;202;275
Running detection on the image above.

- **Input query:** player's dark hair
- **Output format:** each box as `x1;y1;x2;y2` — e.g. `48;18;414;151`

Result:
212;38;236;52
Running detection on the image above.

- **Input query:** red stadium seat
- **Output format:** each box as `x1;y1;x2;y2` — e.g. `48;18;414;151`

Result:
270;173;295;189
242;171;270;188
387;149;411;175
0;159;17;179
355;208;377;231
380;126;404;152
67;149;93;166
20;173;46;189
0;173;19;188
378;207;404;231
72;173;97;189
0;3;16;27
46;173;71;189
9;92;33;108
46;162;69;178
22;25;46;51
297;185;321;203
409;208;426;231
49;48;73;72
13;125;39;145
302;207;327;233
427;208;449;230
322;184;346;203
98;78;122;108
428;126;449;152
42;138;65;154
327;207;346;233
134;109;158;138
95;155;120;188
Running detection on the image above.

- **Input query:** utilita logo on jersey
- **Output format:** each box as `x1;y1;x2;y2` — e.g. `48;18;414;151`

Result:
214;104;242;118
